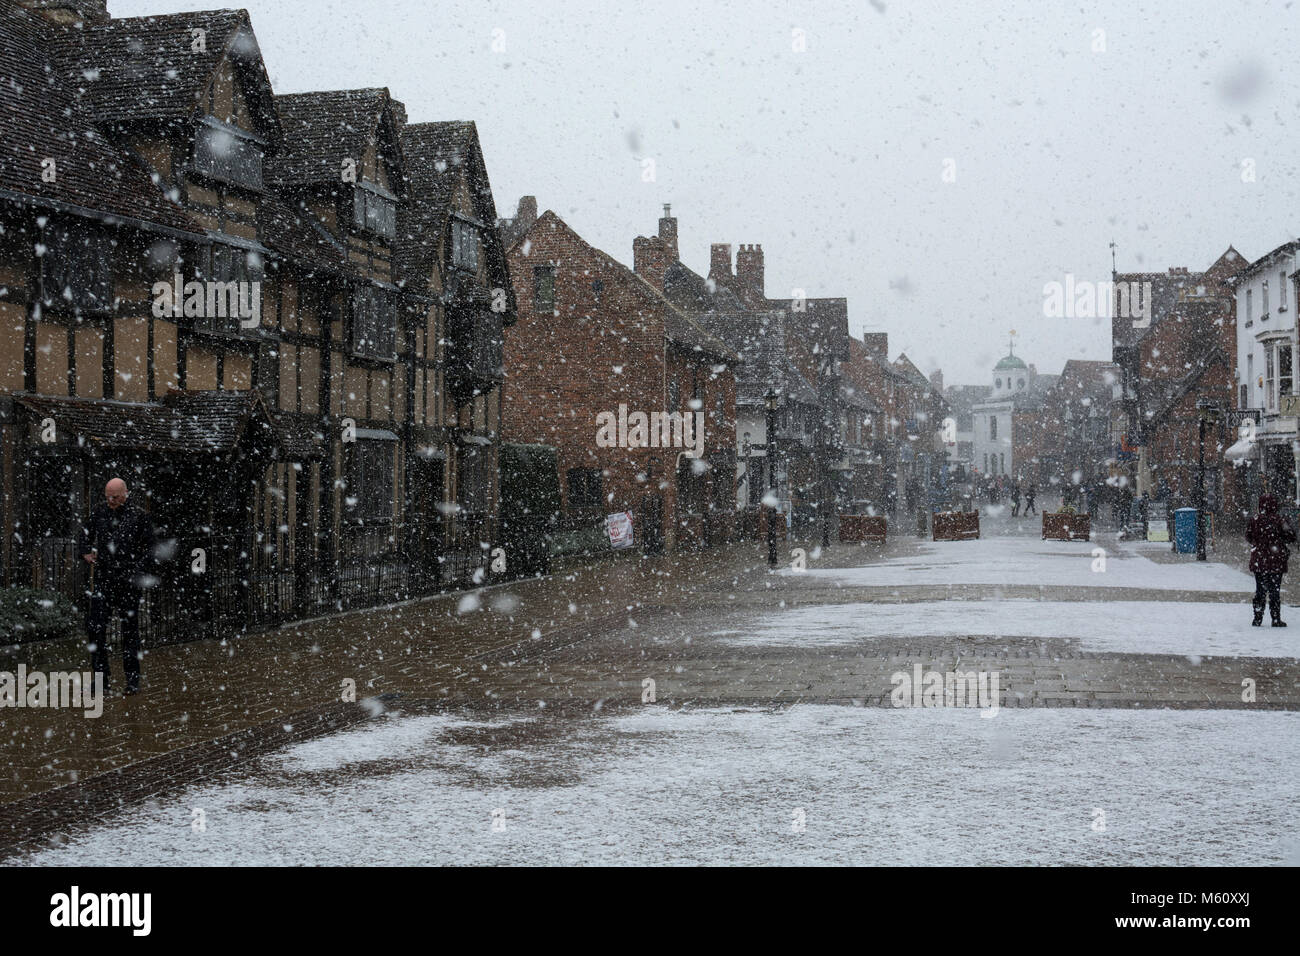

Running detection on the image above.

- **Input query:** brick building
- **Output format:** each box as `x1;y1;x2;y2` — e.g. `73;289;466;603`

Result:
502;208;737;552
1112;249;1244;521
632;207;853;532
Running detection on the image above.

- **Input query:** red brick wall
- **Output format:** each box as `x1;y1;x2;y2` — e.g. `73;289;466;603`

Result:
503;212;735;549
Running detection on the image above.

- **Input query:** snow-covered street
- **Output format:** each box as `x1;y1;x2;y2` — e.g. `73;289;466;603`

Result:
7;525;1298;866
17;705;1300;866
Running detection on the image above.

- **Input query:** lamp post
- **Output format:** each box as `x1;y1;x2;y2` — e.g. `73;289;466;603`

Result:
765;389;780;569
1196;399;1222;561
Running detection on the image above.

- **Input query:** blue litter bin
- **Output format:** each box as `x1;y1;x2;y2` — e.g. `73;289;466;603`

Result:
1174;507;1198;553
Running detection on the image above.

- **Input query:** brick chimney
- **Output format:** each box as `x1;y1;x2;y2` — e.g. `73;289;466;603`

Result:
633;235;669;291
735;243;765;298
16;0;109;23
709;244;733;285
499;195;538;248
862;332;889;361
658;203;678;263
929;369;944;392
389;98;408;130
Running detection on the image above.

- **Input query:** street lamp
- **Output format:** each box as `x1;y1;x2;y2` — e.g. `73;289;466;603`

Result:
765;389;780;569
1196;399;1223;561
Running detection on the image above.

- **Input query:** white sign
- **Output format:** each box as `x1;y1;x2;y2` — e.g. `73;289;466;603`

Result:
606;511;635;550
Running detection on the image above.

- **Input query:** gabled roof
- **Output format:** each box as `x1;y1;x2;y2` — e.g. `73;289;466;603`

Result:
48;8;280;147
510;210;735;362
270;88;402;189
1113;248;1242;349
0;6;203;234
396;121;480;286
1231;239;1299;280
398;121;516;321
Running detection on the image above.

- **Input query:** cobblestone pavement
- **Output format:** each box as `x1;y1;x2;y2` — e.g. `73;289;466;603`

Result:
3;516;1298;856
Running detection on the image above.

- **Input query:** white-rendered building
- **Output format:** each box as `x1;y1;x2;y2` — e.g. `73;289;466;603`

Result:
971;350;1031;477
1232;240;1299;501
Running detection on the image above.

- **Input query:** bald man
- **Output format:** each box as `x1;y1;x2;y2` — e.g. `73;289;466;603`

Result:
78;478;155;695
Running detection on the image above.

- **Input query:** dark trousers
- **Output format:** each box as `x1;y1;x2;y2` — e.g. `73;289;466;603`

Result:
1011;499;1020;516
1025;499;1036;515
87;587;142;691
1253;572;1284;622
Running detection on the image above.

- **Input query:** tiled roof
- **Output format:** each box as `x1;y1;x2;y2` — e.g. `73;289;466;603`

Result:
772;296;851;361
48;8;278;140
269;88;394;188
15;389;323;459
0;6;202;233
699;310;817;406
396;120;475;288
662;260;747;314
258;192;356;276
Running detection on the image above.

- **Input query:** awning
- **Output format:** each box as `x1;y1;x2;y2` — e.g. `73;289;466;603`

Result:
16;390;324;460
1225;438;1256;462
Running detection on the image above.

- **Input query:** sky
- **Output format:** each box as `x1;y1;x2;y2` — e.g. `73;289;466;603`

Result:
114;0;1300;385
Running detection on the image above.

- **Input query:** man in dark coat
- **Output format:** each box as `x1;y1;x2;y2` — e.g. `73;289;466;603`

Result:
1024;483;1037;516
1010;480;1021;517
78;478;156;693
1246;494;1295;627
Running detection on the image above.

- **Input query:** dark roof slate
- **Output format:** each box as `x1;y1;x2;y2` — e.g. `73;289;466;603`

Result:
269;88;394;188
47;8;279;142
0;6;202;233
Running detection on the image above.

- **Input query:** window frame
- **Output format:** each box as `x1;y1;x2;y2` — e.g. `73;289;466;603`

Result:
565;467;603;512
352;182;397;240
190;244;265;337
192;115;265;191
533;265;556;313
350;284;398;360
40;222;116;314
450;217;480;272
346;439;395;522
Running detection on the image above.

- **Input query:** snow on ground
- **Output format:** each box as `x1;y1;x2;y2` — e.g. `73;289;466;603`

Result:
716;599;1300;658
17;706;1300;866
787;535;1255;592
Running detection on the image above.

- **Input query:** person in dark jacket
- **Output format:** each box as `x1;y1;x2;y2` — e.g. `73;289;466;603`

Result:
1246;494;1296;627
78;478;156;694
1010;480;1021;517
1024;483;1037;516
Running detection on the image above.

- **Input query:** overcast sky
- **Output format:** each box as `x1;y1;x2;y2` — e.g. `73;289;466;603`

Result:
116;0;1300;384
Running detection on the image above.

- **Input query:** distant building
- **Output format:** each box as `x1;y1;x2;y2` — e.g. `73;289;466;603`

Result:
1230;240;1299;506
1111;249;1242;515
970;342;1054;480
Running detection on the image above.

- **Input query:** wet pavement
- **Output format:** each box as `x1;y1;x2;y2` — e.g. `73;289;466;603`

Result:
3;510;1299;861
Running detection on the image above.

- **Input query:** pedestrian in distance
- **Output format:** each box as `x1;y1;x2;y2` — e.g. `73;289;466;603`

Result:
1024;483;1037;516
78;477;156;695
1246;493;1296;627
1011;480;1021;517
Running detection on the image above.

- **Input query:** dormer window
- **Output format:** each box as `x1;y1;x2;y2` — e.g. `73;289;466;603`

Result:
451;218;480;271
352;183;397;240
193;117;264;190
